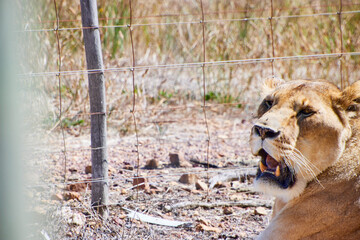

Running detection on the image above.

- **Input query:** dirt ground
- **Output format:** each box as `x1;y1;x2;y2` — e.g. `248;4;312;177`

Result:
27;107;274;240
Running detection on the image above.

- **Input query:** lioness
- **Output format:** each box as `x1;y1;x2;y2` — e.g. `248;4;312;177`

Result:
252;78;360;239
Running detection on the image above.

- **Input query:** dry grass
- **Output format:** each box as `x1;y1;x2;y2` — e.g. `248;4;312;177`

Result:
21;0;360;132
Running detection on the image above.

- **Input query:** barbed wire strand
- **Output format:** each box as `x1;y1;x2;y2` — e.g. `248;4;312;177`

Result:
19;9;360;33
19;51;360;79
27;2;360;26
53;0;68;182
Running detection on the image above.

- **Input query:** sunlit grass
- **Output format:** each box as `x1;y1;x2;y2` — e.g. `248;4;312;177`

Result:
21;0;360;132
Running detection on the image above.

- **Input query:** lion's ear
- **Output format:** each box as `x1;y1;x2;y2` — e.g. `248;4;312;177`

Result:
262;77;285;96
341;80;360;118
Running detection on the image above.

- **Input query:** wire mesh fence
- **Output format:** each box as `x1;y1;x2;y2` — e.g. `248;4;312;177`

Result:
22;0;360;239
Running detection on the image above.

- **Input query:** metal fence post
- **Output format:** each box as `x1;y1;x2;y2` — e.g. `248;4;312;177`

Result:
80;0;108;218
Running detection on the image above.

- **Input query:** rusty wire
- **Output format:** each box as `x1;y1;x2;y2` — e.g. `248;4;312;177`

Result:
199;0;211;185
28;2;360;26
53;0;68;182
128;0;141;179
269;0;275;76
338;0;345;89
19;51;360;79
20;8;360;33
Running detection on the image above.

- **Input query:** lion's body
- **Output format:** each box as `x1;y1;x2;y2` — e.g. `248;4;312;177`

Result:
251;79;360;239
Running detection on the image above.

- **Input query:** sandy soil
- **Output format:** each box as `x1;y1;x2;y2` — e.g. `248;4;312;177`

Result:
27;108;274;240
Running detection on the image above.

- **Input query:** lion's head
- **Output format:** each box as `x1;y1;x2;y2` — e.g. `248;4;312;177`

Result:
250;78;353;202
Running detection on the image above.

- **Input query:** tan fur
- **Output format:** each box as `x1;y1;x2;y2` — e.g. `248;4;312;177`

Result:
251;79;360;239
343;81;360;119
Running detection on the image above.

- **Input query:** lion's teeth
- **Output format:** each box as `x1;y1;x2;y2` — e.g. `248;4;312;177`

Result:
275;165;280;177
260;161;267;172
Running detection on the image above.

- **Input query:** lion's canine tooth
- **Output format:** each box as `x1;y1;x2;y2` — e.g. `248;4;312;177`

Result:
260;161;267;172
275;165;280;177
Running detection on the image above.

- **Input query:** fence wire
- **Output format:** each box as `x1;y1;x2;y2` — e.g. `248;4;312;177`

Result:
24;0;360;205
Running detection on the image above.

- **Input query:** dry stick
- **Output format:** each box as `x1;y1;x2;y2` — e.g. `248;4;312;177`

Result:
338;0;345;89
164;199;272;212
269;0;275;76
53;0;68;182
128;0;141;199
200;0;211;196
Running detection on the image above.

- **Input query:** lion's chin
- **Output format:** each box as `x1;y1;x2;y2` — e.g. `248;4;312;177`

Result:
254;177;307;202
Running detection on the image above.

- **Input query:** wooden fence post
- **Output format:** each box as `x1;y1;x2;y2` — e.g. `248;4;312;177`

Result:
80;0;108;218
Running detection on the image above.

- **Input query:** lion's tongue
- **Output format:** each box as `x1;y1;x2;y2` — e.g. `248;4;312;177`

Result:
266;155;279;169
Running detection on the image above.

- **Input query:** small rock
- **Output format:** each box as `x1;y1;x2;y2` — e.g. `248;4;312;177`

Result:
223;207;233;215
85;165;92;174
133;177;149;190
212;182;230;189
198;218;210;226
164;205;172;212
69;168;78;173
195;180;208;191
144;159;159;169
196;223;222;233
66;182;89;192
217;152;225;157
63;191;81;201
69;212;85;226
193;211;200;217
254;207;268;216
229;194;243;201
179;173;197;184
51;193;64;201
169;153;192;168
123;164;134;170
120;188;127;195
169;153;181;167
231;181;243;189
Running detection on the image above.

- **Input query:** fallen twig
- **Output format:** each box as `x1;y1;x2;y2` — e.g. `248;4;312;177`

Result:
164;199;272;212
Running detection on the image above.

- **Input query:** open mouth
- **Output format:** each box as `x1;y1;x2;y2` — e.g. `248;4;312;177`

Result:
256;149;296;189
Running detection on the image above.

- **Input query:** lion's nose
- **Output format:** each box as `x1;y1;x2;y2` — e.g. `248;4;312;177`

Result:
253;125;280;140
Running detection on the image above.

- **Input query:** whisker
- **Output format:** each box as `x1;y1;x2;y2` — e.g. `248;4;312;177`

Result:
281;149;305;180
290;149;324;189
293;148;321;173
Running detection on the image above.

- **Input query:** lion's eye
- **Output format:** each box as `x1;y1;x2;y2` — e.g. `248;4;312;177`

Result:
347;104;357;112
265;100;273;109
297;108;315;118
